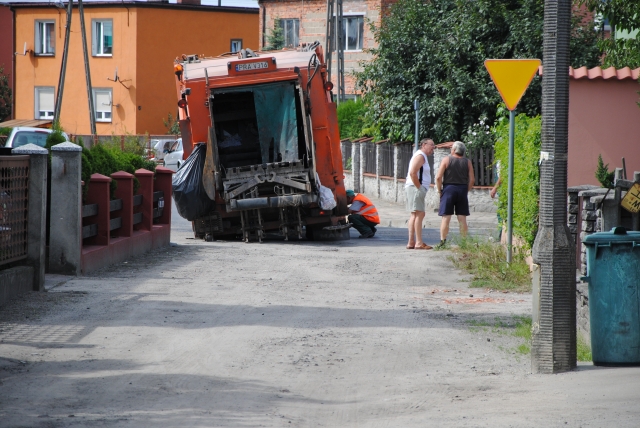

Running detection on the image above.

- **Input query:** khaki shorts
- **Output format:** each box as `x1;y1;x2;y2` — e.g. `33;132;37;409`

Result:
406;185;427;212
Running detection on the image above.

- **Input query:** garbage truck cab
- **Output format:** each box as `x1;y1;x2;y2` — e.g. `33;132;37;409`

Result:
173;43;349;241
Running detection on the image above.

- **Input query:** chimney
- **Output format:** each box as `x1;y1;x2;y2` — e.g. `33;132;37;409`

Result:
177;0;202;5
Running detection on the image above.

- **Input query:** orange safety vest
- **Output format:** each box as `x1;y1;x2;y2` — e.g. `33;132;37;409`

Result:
352;194;380;224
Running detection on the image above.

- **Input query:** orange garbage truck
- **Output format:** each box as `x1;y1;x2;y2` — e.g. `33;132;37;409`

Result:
173;43;349;242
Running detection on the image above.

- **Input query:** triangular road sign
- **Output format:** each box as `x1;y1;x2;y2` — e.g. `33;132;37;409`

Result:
484;59;541;111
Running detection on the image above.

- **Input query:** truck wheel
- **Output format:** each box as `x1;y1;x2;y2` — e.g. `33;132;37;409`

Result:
305;225;350;241
192;221;205;239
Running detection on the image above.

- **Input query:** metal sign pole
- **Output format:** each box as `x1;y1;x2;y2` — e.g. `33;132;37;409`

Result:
414;99;420;151
507;109;515;263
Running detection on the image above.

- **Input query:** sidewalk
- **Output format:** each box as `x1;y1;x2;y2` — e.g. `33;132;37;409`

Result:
365;194;500;237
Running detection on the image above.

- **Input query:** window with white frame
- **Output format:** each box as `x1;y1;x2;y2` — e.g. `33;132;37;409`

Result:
35;87;55;119
93;89;112;122
230;39;243;53
332;15;364;51
92;19;113;56
35;20;55;55
279;19;299;48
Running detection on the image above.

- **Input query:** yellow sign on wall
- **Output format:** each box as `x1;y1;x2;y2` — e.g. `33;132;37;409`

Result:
621;183;640;214
484;59;541;111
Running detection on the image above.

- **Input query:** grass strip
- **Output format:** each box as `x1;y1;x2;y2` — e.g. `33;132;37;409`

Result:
447;236;532;292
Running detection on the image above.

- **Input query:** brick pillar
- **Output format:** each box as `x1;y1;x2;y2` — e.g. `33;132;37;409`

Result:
135;169;154;231
352;141;360;193
85;174;111;246
154;166;173;225
111;171;134;237
49;142;83;275
12;144;48;290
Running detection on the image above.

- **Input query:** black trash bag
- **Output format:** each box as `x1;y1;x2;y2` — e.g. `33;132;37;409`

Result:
172;143;215;221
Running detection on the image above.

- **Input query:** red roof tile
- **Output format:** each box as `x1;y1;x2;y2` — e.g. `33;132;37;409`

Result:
539;65;640;80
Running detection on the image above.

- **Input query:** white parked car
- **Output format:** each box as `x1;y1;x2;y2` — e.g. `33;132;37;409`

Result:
162;138;184;171
3;127;69;149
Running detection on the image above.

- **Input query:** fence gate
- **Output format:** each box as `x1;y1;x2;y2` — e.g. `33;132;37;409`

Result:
0;156;30;267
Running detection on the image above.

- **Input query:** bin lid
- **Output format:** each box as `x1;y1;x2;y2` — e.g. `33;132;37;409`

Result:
583;227;640;245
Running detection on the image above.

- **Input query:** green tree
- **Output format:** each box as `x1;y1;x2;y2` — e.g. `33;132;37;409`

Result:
594;154;615;188
355;0;601;143
580;0;640;68
265;18;285;51
336;99;366;139
163;113;181;135
0;66;11;122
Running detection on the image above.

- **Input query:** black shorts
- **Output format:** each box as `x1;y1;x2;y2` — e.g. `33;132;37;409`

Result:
438;184;470;216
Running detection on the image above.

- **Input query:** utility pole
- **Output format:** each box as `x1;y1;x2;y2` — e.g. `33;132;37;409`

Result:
531;0;575;374
325;0;344;103
54;0;73;124
335;0;344;103
78;0;96;135
325;0;333;84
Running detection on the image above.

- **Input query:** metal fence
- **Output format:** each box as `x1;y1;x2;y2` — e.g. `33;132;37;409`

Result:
362;142;376;174
467;147;495;186
396;143;414;179
341;140;352;170
0;136;7;147
0;156;29;267
379;143;393;177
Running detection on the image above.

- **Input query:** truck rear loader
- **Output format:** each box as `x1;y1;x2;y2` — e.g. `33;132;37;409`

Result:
173;43;349;242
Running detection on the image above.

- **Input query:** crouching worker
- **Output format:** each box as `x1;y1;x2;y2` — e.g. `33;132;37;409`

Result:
346;190;380;239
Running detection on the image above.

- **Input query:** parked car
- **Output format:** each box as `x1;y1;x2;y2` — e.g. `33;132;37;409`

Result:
3;127;69;149
150;139;175;163
162;138;184;171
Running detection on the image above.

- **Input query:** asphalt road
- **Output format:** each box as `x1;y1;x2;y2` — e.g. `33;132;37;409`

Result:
0;201;639;427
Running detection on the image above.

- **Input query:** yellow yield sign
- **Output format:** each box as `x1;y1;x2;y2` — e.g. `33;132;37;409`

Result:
484;59;541;111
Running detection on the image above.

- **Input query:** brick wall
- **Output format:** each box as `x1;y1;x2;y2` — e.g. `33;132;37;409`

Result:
259;0;398;94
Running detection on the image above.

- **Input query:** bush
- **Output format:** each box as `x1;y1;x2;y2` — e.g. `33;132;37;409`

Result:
595;154;614;188
336;99;366;140
493;108;541;249
81;143;156;199
100;134;148;157
0;127;11;136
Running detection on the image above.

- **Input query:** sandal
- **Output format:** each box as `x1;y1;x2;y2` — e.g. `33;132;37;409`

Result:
414;243;433;250
406;244;415;249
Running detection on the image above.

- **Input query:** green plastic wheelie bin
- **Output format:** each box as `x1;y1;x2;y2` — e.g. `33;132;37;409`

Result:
582;227;640;366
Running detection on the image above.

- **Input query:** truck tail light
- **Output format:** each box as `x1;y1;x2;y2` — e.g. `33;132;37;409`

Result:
324;81;334;91
178;99;187;108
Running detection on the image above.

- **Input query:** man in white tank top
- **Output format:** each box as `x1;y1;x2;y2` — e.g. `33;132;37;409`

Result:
405;138;435;249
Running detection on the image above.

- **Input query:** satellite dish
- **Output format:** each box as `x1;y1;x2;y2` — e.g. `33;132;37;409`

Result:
114;66;118;82
23;42;27;55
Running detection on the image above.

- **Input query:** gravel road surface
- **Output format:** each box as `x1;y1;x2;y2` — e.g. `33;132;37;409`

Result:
1;202;639;427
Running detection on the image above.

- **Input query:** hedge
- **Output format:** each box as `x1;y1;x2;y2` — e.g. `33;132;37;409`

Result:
493;109;541;249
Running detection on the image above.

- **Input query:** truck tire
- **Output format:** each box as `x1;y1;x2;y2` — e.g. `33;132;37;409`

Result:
305;225;351;241
192;221;205;239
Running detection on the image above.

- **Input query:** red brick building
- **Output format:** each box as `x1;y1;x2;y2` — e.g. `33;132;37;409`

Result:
258;0;397;95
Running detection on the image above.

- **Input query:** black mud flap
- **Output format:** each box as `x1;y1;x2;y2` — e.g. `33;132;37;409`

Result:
306;224;351;241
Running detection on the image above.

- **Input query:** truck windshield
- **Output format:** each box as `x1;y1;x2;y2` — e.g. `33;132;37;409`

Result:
211;81;302;168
